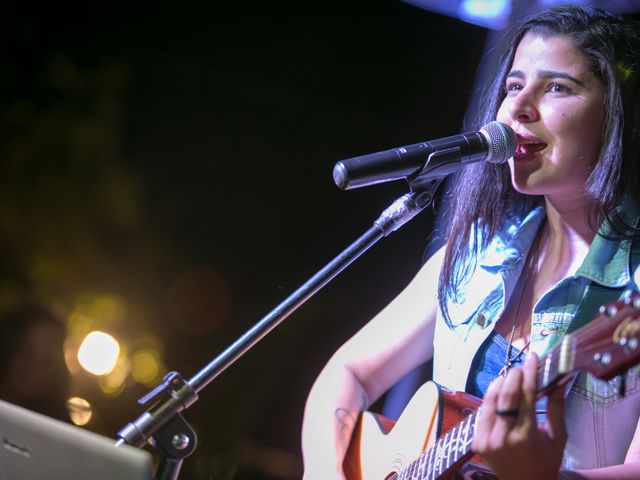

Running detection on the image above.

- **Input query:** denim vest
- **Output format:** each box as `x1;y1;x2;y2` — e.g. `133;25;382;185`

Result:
432;205;640;469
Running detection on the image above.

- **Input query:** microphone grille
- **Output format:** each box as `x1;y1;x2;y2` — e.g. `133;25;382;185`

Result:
481;121;517;164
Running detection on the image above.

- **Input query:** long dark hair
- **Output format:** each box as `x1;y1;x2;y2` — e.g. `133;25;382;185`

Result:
438;6;640;324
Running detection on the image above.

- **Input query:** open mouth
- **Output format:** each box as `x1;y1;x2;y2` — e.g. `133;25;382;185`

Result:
514;142;547;157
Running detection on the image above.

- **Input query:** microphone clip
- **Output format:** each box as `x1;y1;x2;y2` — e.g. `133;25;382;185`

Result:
407;146;464;185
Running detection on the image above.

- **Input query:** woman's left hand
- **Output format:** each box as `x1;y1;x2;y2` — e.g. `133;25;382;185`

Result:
472;353;568;480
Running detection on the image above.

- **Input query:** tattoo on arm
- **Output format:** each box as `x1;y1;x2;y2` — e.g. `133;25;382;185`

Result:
335;408;356;433
335;390;371;434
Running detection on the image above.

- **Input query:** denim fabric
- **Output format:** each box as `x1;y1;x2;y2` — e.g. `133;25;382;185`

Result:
432;204;640;469
465;329;549;425
465;330;524;398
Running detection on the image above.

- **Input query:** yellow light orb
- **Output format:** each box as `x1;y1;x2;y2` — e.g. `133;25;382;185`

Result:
77;331;120;376
67;397;92;426
98;359;130;396
131;349;161;386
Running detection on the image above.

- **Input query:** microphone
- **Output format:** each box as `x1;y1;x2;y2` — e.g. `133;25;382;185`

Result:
332;121;517;190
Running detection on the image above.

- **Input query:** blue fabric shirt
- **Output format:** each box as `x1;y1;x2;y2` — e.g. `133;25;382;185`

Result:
434;205;640;387
432;203;640;469
465;330;523;398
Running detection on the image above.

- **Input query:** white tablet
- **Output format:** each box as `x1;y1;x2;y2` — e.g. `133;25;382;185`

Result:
0;400;152;480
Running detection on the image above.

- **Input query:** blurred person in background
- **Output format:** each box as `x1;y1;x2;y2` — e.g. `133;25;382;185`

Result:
0;305;70;421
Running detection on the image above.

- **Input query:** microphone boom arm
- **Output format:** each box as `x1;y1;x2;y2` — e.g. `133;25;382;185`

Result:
115;175;445;480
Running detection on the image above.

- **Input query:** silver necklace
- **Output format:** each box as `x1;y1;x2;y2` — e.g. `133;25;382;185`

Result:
497;233;541;377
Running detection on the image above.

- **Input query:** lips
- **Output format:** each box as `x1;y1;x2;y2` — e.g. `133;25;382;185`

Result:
515;142;547;156
513;133;547;160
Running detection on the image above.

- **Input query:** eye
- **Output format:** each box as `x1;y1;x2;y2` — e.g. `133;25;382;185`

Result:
548;82;572;94
505;81;523;95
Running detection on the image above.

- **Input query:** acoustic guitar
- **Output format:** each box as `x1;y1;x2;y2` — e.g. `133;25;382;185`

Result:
344;291;640;479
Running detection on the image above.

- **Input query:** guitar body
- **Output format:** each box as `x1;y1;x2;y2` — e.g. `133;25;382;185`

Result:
344;381;483;480
342;292;640;479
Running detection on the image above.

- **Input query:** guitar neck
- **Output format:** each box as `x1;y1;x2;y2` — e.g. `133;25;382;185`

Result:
403;335;575;479
408;410;479;479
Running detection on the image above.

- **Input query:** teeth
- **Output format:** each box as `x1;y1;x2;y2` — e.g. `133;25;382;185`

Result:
516;143;547;155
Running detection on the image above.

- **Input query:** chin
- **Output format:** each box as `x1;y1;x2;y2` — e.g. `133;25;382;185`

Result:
510;177;546;197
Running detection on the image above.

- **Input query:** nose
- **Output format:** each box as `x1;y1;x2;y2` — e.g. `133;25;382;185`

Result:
507;89;539;124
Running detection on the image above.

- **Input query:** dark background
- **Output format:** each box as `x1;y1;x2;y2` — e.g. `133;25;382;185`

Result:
0;2;487;478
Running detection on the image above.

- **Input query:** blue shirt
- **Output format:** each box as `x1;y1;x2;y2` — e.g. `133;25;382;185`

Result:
432;203;640;469
465;330;524;398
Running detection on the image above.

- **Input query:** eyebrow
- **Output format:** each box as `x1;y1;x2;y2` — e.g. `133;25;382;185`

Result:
507;69;585;87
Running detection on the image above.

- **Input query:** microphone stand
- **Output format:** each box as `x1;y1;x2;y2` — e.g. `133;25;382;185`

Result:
115;174;446;480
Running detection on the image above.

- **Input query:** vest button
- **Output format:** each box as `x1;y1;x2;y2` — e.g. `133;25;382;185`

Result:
476;313;487;327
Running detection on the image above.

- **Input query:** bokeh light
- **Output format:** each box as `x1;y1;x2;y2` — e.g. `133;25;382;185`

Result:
67;396;92;426
461;0;509;19
98;357;130;396
77;331;120;375
130;349;162;386
64;338;81;375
